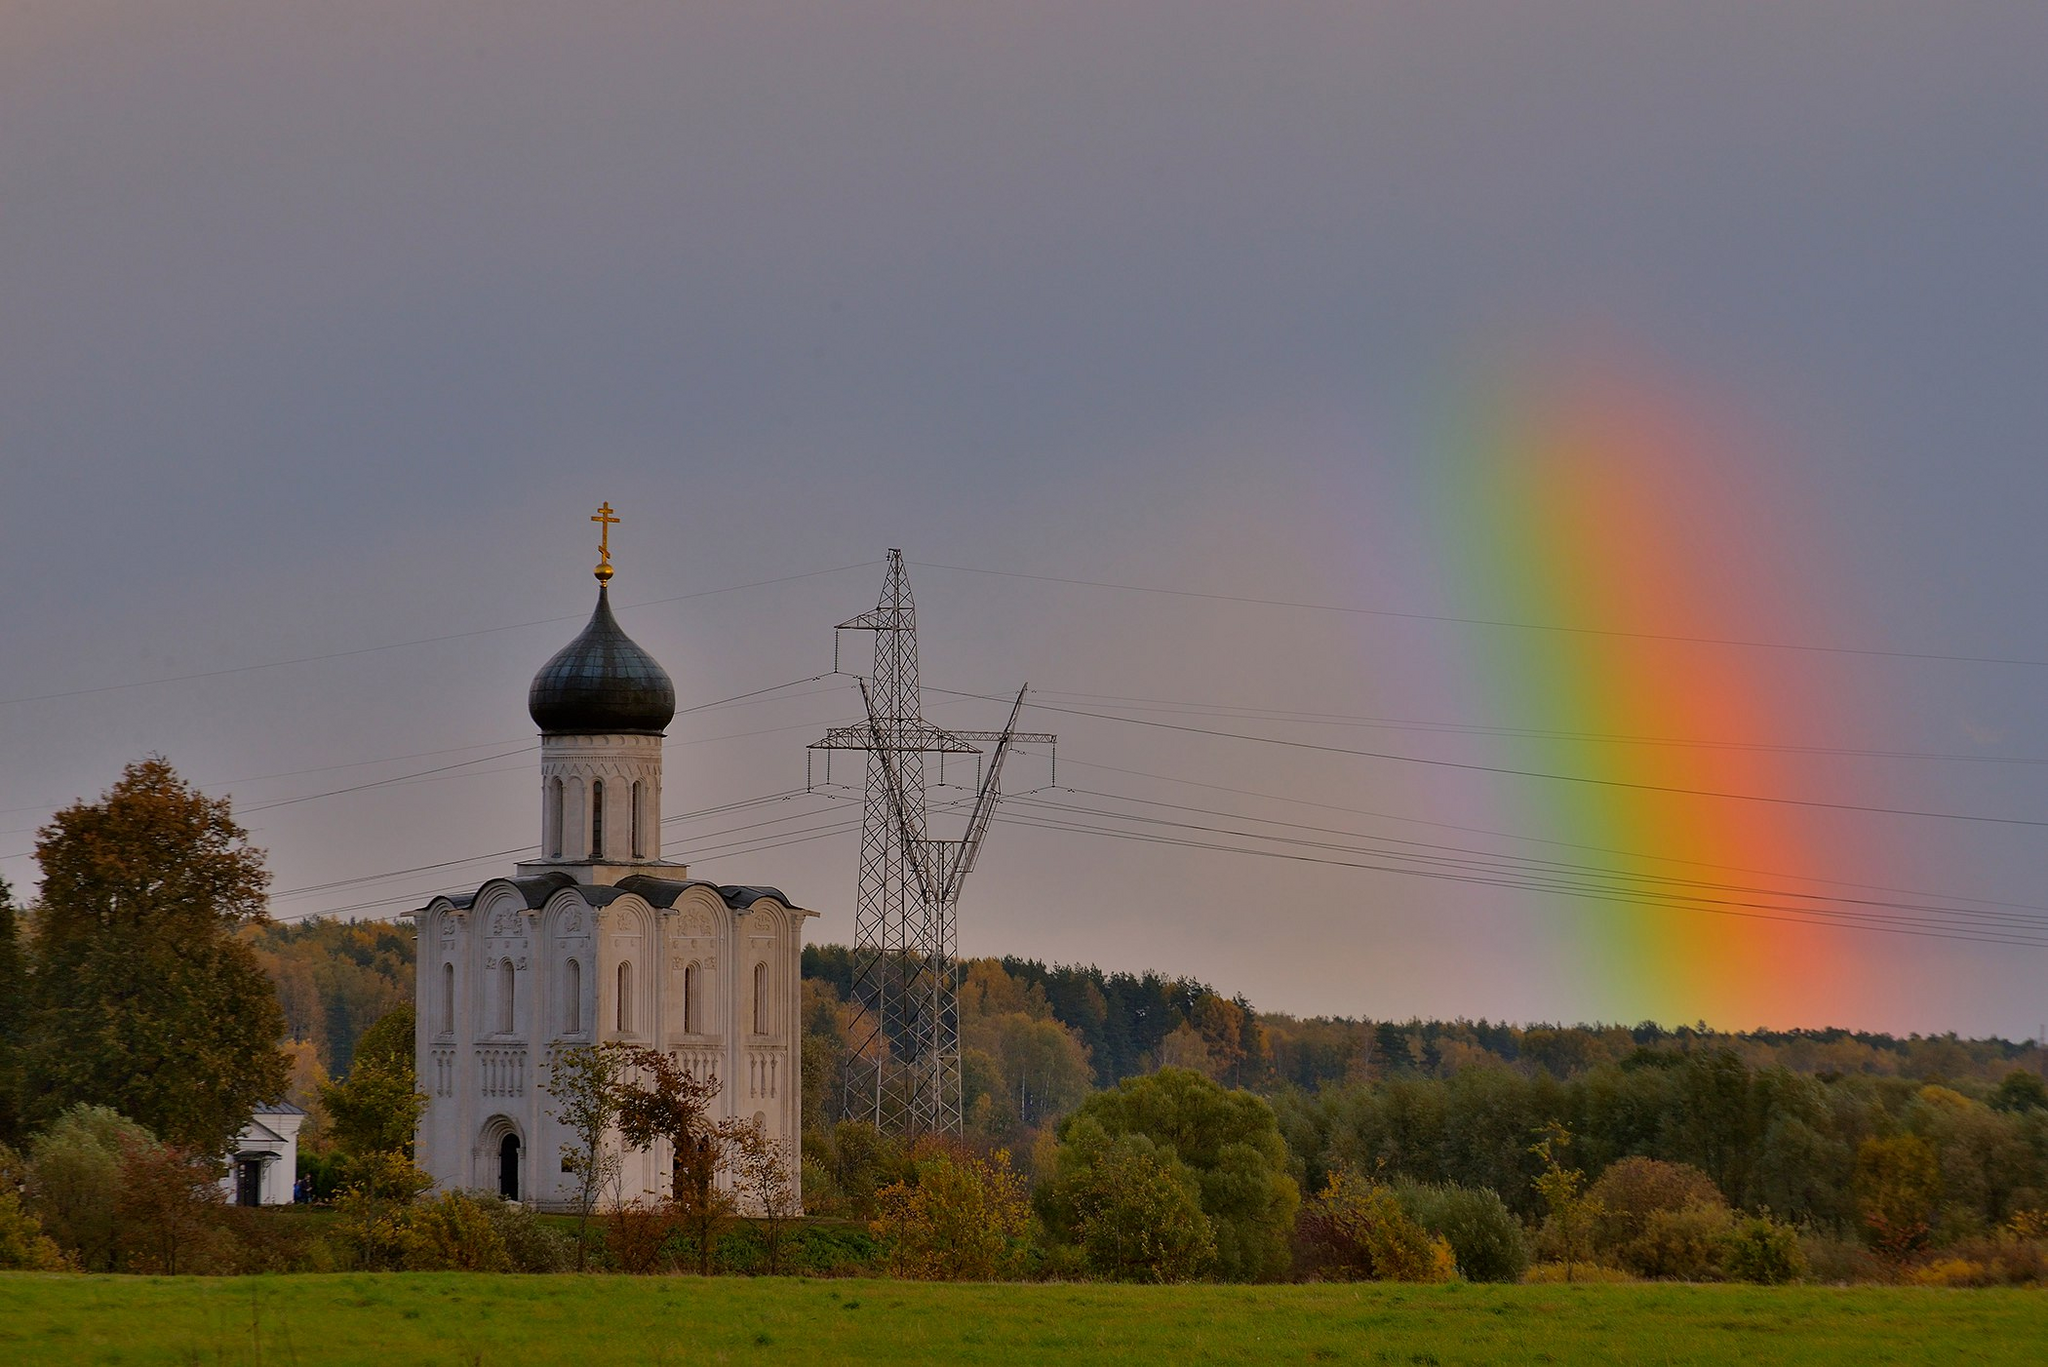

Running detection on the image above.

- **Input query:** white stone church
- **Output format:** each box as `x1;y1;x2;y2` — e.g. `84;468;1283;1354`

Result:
415;526;813;1208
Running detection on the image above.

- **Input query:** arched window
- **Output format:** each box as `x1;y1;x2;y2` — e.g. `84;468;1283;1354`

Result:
631;781;644;859
499;959;515;1034
440;962;454;1035
565;959;581;1033
683;963;700;1034
615;960;632;1034
547;778;564;859
590;779;605;860
752;962;768;1035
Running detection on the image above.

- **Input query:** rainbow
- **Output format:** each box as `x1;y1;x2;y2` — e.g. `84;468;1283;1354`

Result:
1431;354;1880;1029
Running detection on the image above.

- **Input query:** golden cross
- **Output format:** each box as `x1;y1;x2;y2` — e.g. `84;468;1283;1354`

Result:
591;502;620;584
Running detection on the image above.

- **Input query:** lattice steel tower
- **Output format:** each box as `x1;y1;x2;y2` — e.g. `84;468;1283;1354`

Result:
811;551;1053;1133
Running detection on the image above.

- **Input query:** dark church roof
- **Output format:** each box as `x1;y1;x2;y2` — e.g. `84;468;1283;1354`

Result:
432;869;794;914
527;586;676;735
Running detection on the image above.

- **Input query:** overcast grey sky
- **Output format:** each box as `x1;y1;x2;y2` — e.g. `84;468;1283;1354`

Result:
3;3;2044;1036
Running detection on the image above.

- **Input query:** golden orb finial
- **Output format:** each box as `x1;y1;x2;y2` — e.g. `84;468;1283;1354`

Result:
591;501;620;585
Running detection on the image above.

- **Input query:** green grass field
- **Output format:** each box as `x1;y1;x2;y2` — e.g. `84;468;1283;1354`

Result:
2;1274;2042;1366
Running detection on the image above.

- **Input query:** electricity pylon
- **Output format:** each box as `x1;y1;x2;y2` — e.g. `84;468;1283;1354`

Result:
810;551;1054;1133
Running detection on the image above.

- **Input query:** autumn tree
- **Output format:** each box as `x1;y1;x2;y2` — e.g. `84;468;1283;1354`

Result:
1855;1133;1941;1259
612;1045;731;1274
25;759;287;1153
730;1120;800;1275
321;1004;424;1160
544;1041;626;1270
114;1134;225;1274
1297;1170;1456;1283
871;1142;1031;1281
1530;1122;1603;1282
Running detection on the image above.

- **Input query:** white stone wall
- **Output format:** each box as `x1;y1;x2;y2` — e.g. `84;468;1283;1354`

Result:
416;879;812;1212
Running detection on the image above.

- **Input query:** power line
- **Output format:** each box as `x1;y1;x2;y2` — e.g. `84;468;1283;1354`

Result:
1054;754;2048;918
927;686;2048;831
1029;687;2048;768
914;560;2048;669
989;807;2048;951
1013;790;2048;938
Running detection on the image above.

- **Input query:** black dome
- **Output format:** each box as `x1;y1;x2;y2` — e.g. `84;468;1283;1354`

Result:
528;587;676;735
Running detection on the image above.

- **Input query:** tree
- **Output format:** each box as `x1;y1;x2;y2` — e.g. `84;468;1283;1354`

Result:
1990;1070;2048;1116
544;1041;626;1270
25;1105;154;1271
26;759;287;1153
114;1134;225;1274
1037;1067;1298;1280
612;1045;731;1274
320;1004;424;1159
870;1143;1031;1280
730;1120;800;1275
1068;1132;1215;1282
1530;1122;1603;1282
1855;1133;1941;1259
1297;1170;1456;1283
0;877;25;1146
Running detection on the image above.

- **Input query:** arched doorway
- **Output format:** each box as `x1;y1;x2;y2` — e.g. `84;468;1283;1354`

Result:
499;1132;522;1201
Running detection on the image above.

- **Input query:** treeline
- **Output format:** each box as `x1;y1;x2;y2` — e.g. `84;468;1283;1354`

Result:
245;918;413;1078
800;945;2048;1131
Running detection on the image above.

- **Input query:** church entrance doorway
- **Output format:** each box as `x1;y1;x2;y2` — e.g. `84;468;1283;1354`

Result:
499;1133;521;1201
235;1157;263;1207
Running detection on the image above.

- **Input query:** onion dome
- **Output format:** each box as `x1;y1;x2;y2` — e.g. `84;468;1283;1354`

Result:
527;586;676;735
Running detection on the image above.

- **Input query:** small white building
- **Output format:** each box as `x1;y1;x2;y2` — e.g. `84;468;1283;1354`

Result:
220;1103;307;1206
414;529;814;1209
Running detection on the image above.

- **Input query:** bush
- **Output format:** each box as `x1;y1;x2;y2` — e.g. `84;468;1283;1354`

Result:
214;1206;338;1274
1798;1231;1886;1285
1721;1215;1808;1284
404;1191;511;1271
872;1146;1032;1281
1393;1180;1529;1283
483;1199;576;1273
1298;1172;1456;1283
1062;1135;1215;1284
1625;1204;1733;1281
26;1106;153;1270
0;1187;67;1270
1916;1233;2048;1287
1586;1158;1726;1253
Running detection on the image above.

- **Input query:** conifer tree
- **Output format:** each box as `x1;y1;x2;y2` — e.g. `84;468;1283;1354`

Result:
25;757;287;1154
0;876;24;1145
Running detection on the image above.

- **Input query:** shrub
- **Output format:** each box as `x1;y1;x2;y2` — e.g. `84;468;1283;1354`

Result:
1798;1231;1885;1286
1910;1257;1993;1288
1625;1204;1733;1281
0;1188;67;1271
1919;1233;2048;1287
1393;1180;1529;1283
215;1206;338;1274
1298;1171;1456;1283
871;1147;1032;1281
404;1191;511;1271
484;1198;576;1273
26;1106;153;1270
602;1200;676;1275
1721;1215;1808;1284
1586;1158;1727;1253
331;1151;433;1271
